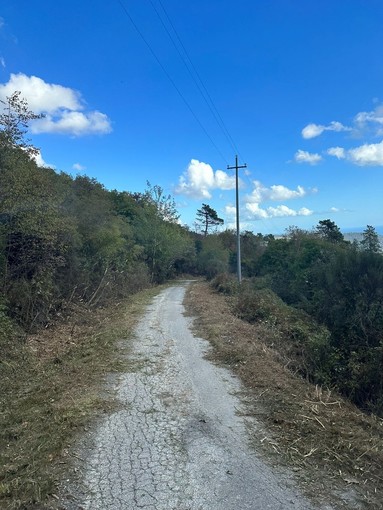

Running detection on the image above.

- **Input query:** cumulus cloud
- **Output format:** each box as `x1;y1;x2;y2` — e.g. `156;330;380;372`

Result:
267;205;313;218
244;202;269;219
294;150;322;165
298;103;383;166
354;105;383;128
0;73;112;136
0;73;81;113
234;180;316;221
347;140;383;166
174;159;237;199
326;140;383;166
31;111;112;136
246;181;309;204
242;202;313;220
72;162;86;171
327;147;346;159
302;121;351;139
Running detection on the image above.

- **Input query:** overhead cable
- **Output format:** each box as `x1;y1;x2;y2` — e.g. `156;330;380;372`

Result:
153;0;245;164
117;0;228;164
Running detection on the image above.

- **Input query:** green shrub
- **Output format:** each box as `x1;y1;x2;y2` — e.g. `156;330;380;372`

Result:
0;297;18;357
210;273;238;295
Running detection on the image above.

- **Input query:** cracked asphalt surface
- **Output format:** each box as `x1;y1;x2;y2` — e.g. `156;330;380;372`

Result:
65;282;331;509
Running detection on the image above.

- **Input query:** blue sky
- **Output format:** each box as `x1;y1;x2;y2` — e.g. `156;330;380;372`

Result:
1;0;382;234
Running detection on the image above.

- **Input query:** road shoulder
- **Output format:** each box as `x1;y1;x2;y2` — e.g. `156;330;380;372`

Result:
184;280;383;510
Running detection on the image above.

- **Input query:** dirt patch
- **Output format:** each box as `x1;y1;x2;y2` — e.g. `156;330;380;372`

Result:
184;281;383;510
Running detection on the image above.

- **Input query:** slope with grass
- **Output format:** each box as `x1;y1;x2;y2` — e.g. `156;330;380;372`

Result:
184;280;383;510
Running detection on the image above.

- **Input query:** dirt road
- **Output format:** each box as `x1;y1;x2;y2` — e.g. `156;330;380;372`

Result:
64;282;331;509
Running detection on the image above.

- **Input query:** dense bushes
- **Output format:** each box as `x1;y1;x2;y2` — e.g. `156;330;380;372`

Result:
0;146;194;331
208;228;383;416
212;276;333;386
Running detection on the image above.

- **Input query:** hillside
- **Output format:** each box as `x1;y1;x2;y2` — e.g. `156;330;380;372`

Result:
185;280;383;509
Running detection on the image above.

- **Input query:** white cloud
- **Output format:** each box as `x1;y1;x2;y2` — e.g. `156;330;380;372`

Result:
294;150;322;165
269;184;306;201
301;124;325;139
245;202;269;219
0;73;82;113
243;202;313;220
0;73;112;136
224;205;237;217
267;205;313;218
354;105;383;128
238;179;315;221
72;162;86;171
246;181;309;204
298;207;313;216
31;111;112;136
347;140;383;166
302;121;351;139
175;159;237;199
31;150;54;168
326;140;383;166
299;103;383;166
224;181;314;222
0;57;5;68
327;146;346;159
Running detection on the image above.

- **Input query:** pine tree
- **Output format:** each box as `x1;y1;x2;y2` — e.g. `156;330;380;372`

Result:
196;204;224;236
360;225;381;253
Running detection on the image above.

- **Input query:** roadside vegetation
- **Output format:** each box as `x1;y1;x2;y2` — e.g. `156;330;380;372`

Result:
1;91;383;508
185;281;383;509
0;286;164;509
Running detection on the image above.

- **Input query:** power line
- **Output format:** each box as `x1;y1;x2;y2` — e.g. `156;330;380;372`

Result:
153;0;246;164
116;0;228;164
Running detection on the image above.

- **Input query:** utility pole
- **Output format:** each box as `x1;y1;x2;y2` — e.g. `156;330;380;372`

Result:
227;155;247;283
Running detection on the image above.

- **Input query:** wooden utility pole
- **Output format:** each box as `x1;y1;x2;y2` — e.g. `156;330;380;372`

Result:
227;155;247;283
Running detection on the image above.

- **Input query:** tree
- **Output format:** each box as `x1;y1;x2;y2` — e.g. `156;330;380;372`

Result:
196;235;229;278
195;204;224;236
315;219;344;244
360;225;381;253
0;91;43;156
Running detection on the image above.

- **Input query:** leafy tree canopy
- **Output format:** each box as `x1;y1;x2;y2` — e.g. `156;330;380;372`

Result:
315;219;344;244
195;203;224;236
0;91;43;157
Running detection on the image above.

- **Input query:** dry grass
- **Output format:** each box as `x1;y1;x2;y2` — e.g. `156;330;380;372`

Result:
0;286;163;510
185;281;383;510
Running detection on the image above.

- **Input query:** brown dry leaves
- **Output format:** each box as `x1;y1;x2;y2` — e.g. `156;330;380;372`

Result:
185;281;383;510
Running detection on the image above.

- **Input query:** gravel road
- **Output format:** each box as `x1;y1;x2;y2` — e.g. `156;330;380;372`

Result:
65;282;331;509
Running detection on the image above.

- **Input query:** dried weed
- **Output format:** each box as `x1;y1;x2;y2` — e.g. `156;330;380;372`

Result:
0;286;162;510
184;281;383;510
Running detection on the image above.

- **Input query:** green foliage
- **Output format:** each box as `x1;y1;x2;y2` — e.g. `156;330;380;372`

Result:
127;183;194;283
231;280;332;384
206;219;383;415
315;219;345;244
210;272;238;295
0;91;43;157
0;297;18;357
196;235;229;279
255;225;383;415
0;141;195;327
360;224;381;253
195;203;224;236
